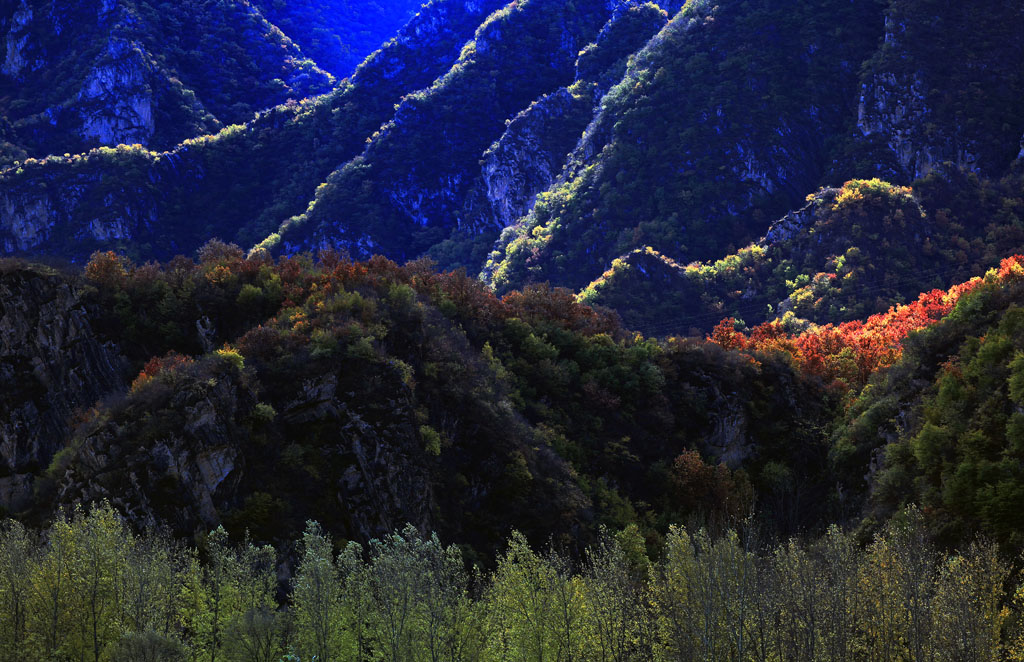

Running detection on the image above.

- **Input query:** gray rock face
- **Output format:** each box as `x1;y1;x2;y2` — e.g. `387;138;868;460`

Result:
79;37;155;147
378;0;605;232
57;372;248;534
463;88;589;235
0;167;158;254
1;0;157;149
1;0;33;78
0;265;127;511
279;373;433;542
856;16;980;180
464;2;670;241
857;71;978;180
760;189;837;246
54;351;433;540
0;190;52;252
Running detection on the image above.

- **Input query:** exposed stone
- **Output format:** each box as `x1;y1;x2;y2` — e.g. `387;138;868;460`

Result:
79;38;155;147
1;0;33;78
464;88;589;234
0;191;53;252
761;189;837;246
0;265;127;512
856;18;980;180
705;401;752;469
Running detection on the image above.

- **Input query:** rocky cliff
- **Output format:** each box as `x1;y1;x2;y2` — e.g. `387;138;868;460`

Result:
460;2;668;261
271;0;616;264
0;262;127;513
485;0;884;294
854;0;1024;181
0;0;345;160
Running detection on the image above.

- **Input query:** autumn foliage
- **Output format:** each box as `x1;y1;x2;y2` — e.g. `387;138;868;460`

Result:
130;352;194;392
707;256;1024;388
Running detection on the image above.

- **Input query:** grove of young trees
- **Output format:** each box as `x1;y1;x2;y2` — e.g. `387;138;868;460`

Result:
0;503;1016;662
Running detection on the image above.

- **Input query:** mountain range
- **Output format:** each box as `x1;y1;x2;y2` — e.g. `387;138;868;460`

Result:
1;0;1024;578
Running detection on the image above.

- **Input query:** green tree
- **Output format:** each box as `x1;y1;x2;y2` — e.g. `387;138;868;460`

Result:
291;521;342;662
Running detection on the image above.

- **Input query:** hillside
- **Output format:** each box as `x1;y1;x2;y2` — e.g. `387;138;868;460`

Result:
2;246;1022;557
0;0;1020;335
252;0;424;78
1;250;833;554
580;172;1024;335
0;0;504;259
2;0;1024;653
0;0;429;164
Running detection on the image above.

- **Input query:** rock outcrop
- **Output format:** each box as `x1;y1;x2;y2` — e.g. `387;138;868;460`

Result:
54;335;436;541
1;0;33;78
462;2;668;242
855;1;1024;180
78;38;155;147
0;0;335;158
278;0;612;261
0;0;508;263
0;163;159;255
0;263;127;512
462;88;591;235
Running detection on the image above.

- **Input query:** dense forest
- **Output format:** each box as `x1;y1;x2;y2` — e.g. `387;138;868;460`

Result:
3;0;1024;658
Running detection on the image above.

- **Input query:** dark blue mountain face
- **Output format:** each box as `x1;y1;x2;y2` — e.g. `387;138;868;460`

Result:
0;0;427;162
252;0;427;78
0;0;507;261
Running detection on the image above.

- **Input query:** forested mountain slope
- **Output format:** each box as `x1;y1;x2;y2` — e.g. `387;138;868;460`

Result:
486;0;885;293
252;0;424;78
2;2;1024;649
1;0;331;159
0;0;430;164
485;0;1024;299
1;0;1022;345
267;0;678;269
5;249;1024;566
581;171;1024;335
0;0;503;259
0;0;1024;564
1;249;833;554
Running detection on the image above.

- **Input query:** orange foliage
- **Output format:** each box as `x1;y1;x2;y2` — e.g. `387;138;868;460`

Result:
670;449;752;521
131;352;194;391
709;318;748;351
704;257;1024;388
84;251;130;287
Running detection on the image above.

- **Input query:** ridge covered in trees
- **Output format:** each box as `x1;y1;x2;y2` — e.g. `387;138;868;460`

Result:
0;245;1020;562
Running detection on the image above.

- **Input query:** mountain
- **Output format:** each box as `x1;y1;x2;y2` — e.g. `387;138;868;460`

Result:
0;0;1021;553
580;171;1024;336
4;1;1024;653
1;0;333;160
0;0;432;167
266;0;679;268
1;0;1020;340
0;0;505;258
251;0;424;78
485;0;1024;297
7;245;1024;560
0;248;839;551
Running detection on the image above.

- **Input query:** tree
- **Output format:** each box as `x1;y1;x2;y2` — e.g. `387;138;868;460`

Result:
580;526;654;662
291;521;342;662
0;522;35;662
485;531;561;662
